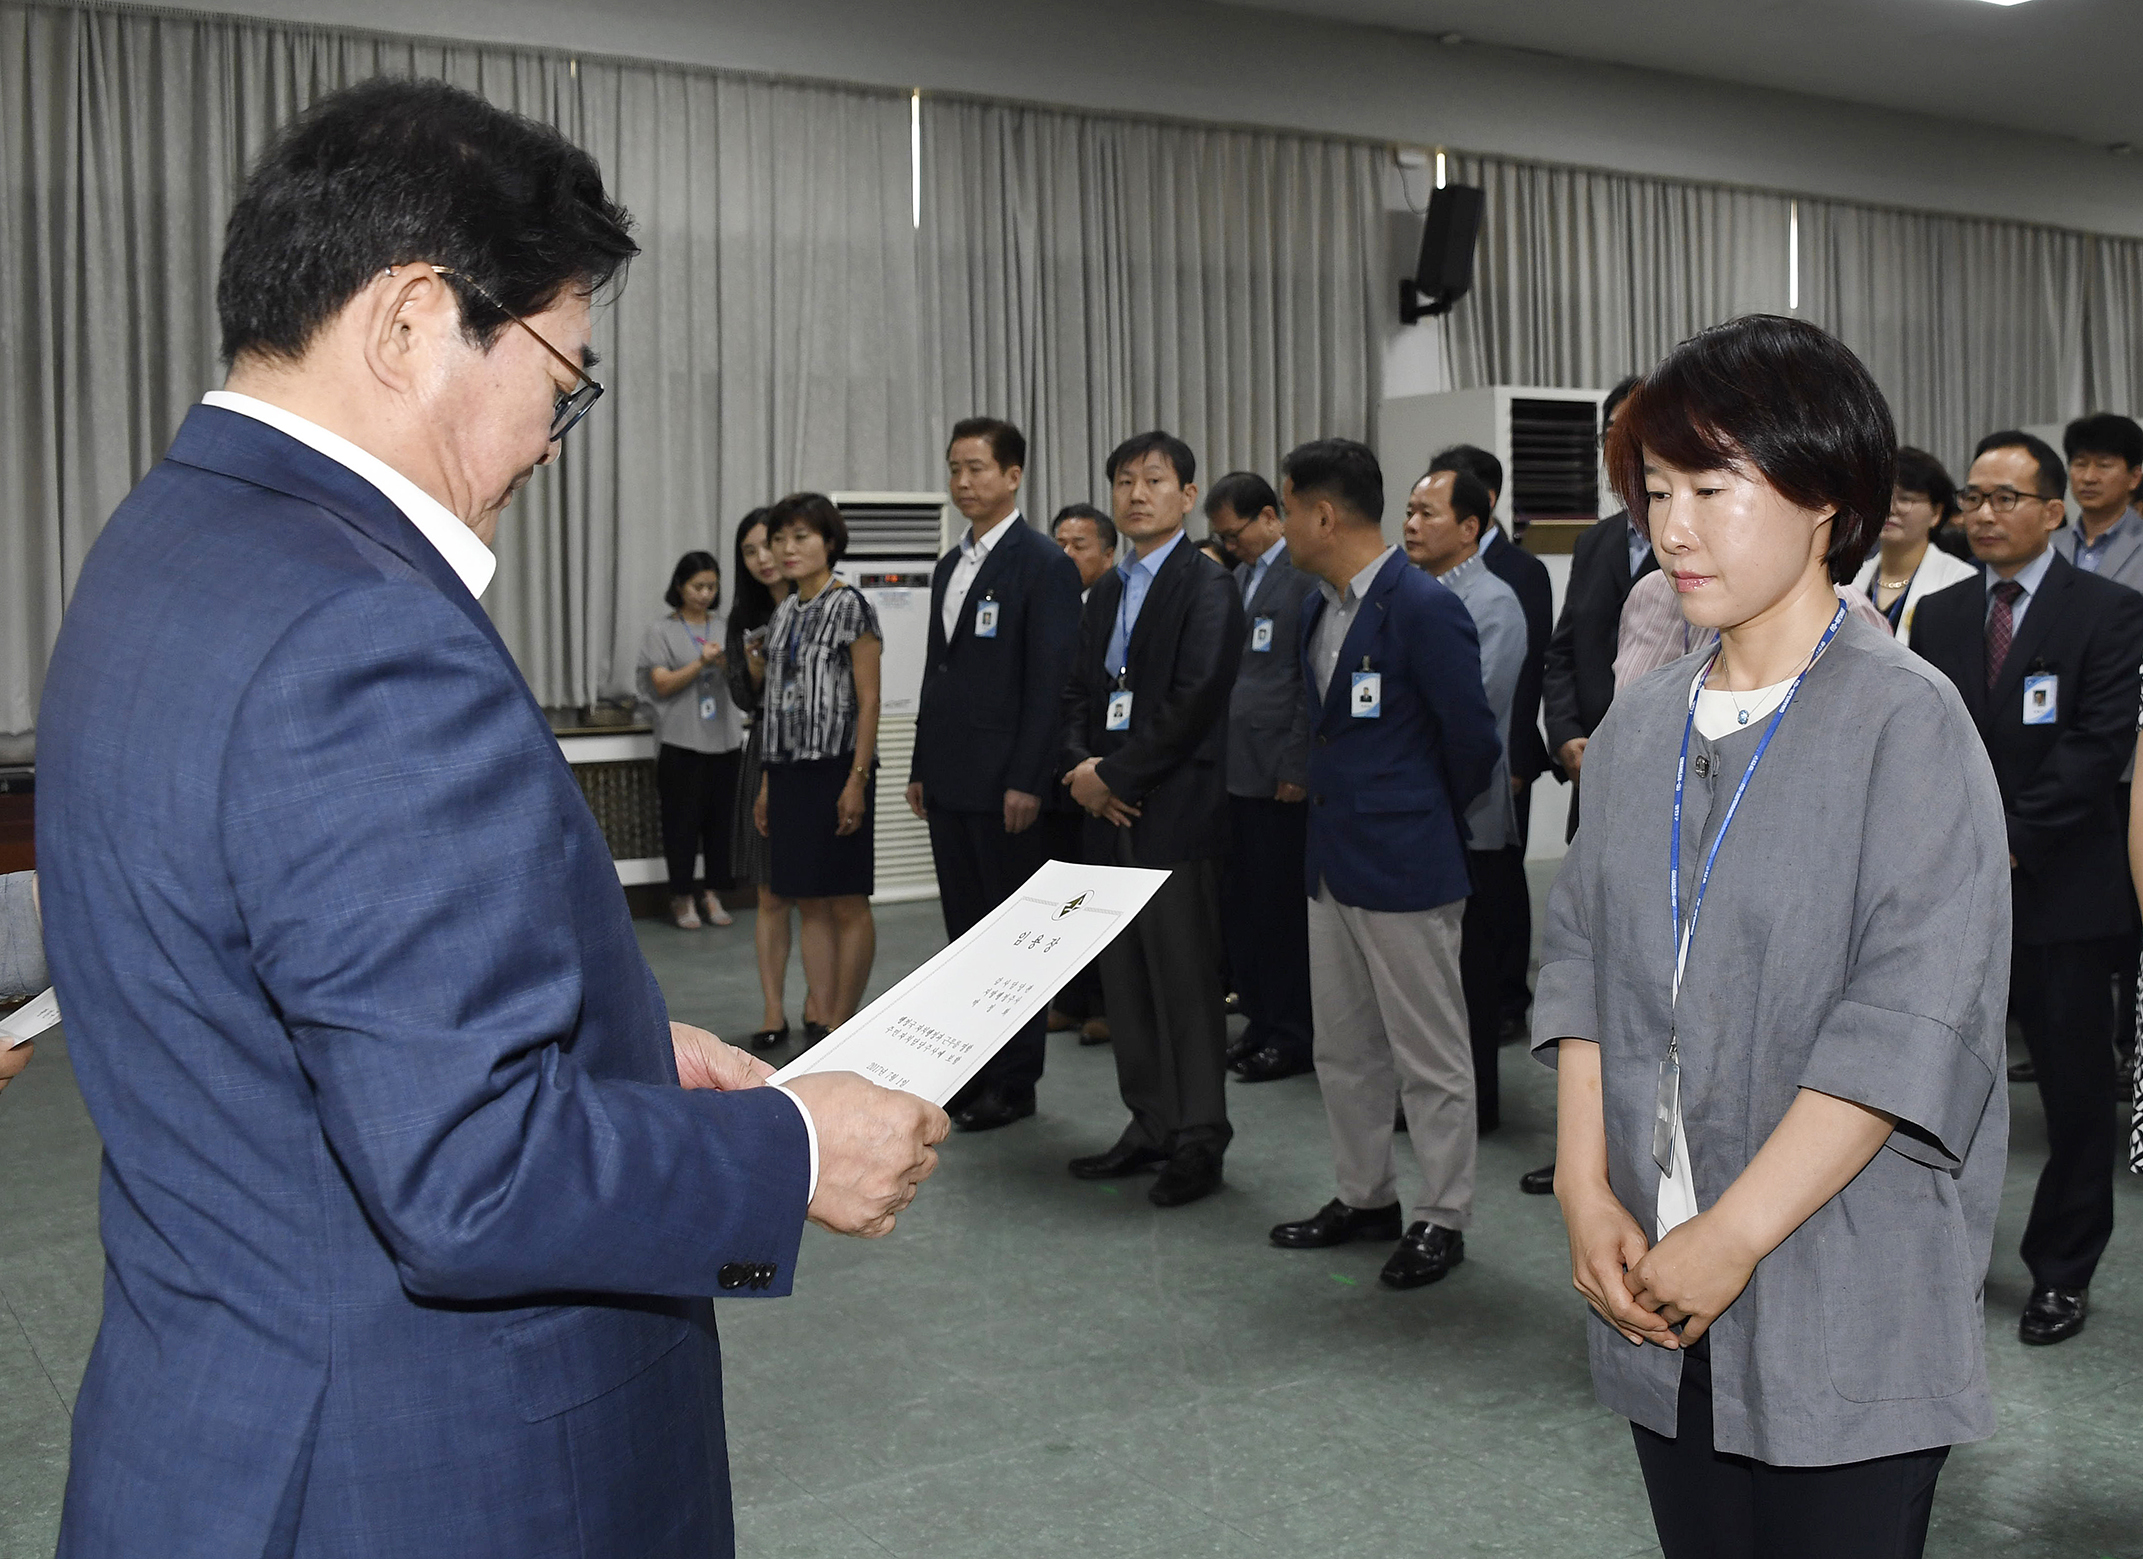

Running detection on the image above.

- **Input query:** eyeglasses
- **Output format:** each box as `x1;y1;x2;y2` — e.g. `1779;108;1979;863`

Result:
430;267;605;442
1956;487;2052;514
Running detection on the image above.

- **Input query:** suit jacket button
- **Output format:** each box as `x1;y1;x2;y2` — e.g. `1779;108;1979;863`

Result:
718;1263;748;1290
1313;795;1325;806
1316;736;1328;747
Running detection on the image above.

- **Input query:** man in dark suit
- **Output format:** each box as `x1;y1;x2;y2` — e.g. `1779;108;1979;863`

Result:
1911;429;2143;1348
1205;471;1318;1083
1266;438;1500;1288
907;418;1083;1132
1042;503;1119;1045
1428;443;1551;1039
1524;373;1641;1195
36;80;945;1559
1062;430;1245;1206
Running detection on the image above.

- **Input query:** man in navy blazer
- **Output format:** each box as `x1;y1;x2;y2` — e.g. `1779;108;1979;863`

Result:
38;79;945;1559
906;417;1082;1132
1263;439;1500;1291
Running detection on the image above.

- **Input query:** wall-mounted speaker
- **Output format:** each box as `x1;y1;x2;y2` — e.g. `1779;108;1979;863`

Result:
1400;183;1483;323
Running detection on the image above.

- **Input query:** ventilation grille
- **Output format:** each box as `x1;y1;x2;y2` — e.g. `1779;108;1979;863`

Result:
839;502;946;560
1509;397;1599;522
871;715;937;903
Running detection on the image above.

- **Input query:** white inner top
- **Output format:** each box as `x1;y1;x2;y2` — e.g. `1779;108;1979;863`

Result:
1660;670;1798;1237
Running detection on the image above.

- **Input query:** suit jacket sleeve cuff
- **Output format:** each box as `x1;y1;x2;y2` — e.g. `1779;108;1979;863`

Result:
765;1083;820;1201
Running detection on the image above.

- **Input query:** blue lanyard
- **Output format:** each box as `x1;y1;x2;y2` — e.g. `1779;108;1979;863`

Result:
1667;603;1847;1050
1113;570;1136;681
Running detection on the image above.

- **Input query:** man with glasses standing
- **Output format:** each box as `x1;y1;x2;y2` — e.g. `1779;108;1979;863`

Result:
1911;430;2143;1348
1205;472;1319;1084
38;78;946;1559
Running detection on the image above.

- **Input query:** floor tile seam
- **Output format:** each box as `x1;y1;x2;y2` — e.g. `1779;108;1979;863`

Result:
0;1285;71;1418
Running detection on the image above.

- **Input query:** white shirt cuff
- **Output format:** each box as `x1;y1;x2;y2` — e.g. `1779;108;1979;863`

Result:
766;1083;820;1202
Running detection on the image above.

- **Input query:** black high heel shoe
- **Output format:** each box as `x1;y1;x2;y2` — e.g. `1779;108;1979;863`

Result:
748;1022;790;1052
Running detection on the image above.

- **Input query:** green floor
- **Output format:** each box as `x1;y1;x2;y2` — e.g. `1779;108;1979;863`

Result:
3;873;2140;1558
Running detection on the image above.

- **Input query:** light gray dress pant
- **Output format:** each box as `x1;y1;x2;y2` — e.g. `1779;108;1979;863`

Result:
1307;886;1474;1228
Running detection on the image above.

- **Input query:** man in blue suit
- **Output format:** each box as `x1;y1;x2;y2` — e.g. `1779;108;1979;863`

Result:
906;417;1083;1133
1264;439;1499;1290
38;78;946;1559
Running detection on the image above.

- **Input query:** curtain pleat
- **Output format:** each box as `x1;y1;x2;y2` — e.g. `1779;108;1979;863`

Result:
918;97;1384;521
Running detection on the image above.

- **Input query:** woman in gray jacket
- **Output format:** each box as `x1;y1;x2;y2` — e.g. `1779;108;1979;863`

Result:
1;871;44;1092
1537;316;2008;1558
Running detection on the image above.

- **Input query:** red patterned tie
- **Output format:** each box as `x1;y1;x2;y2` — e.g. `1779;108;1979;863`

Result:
1985;580;2024;689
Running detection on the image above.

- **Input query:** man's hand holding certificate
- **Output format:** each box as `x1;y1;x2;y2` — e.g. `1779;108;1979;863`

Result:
775;860;1169;1107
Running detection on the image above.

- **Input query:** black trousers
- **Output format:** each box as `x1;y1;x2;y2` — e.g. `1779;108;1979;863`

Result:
655;743;741;897
929;805;1050;1105
1038;808;1104;1022
1099;834;1230;1155
1500;790;1535;1023
1633;1337;1947;1559
2013;933;2126;1289
1459;846;1530;1130
1220;795;1313;1062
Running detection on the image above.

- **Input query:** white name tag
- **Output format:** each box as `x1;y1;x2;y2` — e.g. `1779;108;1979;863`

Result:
1350;671;1382;718
1106;690;1134;731
2022;673;2057;725
1250;616;1274;653
1;987;60;1050
975;599;999;638
699;695;719;721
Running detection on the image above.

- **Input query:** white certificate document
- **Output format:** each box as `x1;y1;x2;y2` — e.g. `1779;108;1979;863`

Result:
772;859;1168;1104
1;987;60;1049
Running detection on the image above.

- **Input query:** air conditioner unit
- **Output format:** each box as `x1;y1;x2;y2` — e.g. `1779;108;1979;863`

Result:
1378;387;1608;555
831;492;955;905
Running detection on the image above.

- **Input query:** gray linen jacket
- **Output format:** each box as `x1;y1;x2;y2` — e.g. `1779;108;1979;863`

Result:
1437;553;1526;852
1225;545;1319;797
1533;616;2010;1466
2051;507;2143;596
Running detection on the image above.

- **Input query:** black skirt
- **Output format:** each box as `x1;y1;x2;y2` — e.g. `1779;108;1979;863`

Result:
765;753;874;899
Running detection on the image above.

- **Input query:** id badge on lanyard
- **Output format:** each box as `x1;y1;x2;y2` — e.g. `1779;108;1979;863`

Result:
975;595;1000;638
1657;603;1846;1174
1250;616;1274;653
1106;672;1134;731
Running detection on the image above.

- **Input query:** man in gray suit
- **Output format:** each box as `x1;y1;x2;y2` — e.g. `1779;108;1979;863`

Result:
1207;472;1319;1082
1404;467;1529;1133
2053;413;2143;589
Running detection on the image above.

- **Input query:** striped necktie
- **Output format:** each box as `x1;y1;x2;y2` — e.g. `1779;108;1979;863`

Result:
1985;580;2024;688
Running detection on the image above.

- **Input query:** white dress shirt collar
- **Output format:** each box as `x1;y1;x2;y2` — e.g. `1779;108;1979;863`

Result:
201;391;497;599
961;508;1021;560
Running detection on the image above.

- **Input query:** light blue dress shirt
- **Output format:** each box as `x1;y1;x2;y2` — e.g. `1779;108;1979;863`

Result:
1982;545;2055;633
1105;527;1186;673
2072;507;2141;574
1240;533;1285;604
1626;518;1651;580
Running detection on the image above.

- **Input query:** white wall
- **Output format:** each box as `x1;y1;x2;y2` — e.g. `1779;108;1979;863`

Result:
134;0;2143;238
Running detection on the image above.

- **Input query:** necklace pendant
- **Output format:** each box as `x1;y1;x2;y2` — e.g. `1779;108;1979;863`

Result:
1737;710;1750;725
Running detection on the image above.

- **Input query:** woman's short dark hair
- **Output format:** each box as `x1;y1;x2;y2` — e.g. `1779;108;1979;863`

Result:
1204;471;1281;522
217;77;639;364
765;492;847;566
1893;447;1960;521
664;550;720;611
1608;315;1895;585
1052;503;1117;551
1281;438;1385;525
729;507;778;631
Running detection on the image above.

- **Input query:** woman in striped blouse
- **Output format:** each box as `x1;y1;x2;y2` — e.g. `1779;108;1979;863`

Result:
752;493;883;1041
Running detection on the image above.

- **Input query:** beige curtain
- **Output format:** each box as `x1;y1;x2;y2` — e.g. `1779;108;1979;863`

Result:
919;96;1385;522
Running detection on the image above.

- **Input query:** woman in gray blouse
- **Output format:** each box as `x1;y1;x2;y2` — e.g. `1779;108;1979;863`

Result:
636;551;746;930
1;871;44;1093
1538;317;2008;1558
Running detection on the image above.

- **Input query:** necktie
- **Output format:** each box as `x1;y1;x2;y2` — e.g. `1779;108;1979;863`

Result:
1986;580;2024;688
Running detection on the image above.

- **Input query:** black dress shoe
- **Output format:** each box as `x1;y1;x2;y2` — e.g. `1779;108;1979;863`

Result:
802;1020;832;1048
2019;1285;2088;1345
1380;1222;1464;1289
1224;990;1244;1017
1225;1031;1261;1068
2008;1056;2036;1083
1234;1046;1313;1083
1149;1144;1224;1207
748;1022;790;1052
1068;1141;1167;1179
1269;1198;1403;1249
1519;1162;1556;1195
953;1089;1036;1132
1079;1017;1111;1046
